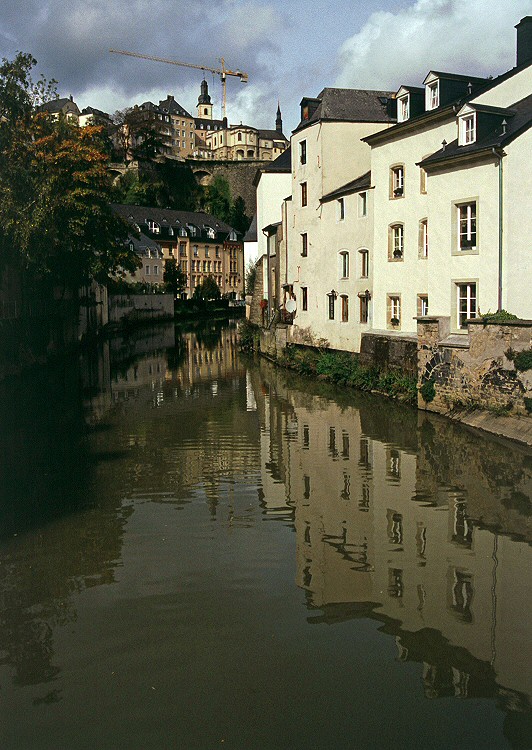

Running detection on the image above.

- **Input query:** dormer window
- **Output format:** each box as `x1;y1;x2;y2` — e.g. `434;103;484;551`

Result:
398;95;409;122
147;220;160;234
179;227;187;237
459;113;476;145
206;227;215;239
426;81;439;110
229;230;237;241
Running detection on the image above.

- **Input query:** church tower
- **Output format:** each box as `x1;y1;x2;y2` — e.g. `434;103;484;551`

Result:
276;102;283;135
197;79;213;120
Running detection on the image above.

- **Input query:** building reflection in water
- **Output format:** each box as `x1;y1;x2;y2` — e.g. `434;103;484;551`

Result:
249;361;532;728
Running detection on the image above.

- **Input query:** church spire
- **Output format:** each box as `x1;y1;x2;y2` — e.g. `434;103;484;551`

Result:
276;101;283;135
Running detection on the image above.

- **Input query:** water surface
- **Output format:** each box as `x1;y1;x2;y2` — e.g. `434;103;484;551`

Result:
0;321;530;749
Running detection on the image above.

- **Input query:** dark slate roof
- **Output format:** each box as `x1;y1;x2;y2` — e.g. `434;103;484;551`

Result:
258;129;288;141
419;93;532;168
111;204;240;241
254;146;292;184
423;71;488;84
320;171;371;203
364;58;532;146
129;231;163;257
243;213;258;242
295;88;396;133
194;118;225;129
81;106;110;118
159;96;193;118
397;86;424;95
38;97;80;114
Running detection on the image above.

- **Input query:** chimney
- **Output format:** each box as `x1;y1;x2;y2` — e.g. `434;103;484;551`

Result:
70;94;73;102
167;94;174;101
516;16;532;67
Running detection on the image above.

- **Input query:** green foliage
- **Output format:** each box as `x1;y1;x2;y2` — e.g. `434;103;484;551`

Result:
0;53;138;292
514;349;532;372
238;319;260;352
203;176;232;223
419;377;436;403
193;275;221;301
229;196;251;235
524;397;532;414
245;262;257;296
278;346;417;404
163;258;187;297
480;309;519;324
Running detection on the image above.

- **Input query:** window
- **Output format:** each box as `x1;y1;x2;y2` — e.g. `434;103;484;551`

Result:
299;139;307;165
419;219;428;258
359;249;369;278
341;295;349;322
338;197;345;220
301;182;308;207
238;132;242;141
302;287;308;311
359;294;369;324
460;114;476;145
457;282;477;329
215;246;220;258
387;295;401;328
193;245;199;257
398;95;409;122
420;164;428;194
153;265;159;275
205;246;210;257
358;191;367;217
417;294;429;316
390;166;404;198
145;265;150;275
179;242;186;257
340;251;349;279
389;224;404;261
147;220;160;233
457;202;477;251
328;293;336;320
427;81;439;110
301;233;308;257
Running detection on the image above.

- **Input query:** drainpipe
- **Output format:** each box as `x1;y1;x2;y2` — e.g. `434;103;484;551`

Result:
491;147;504;311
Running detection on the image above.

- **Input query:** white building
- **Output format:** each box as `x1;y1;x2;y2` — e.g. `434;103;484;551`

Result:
286;88;396;350
366;16;532;335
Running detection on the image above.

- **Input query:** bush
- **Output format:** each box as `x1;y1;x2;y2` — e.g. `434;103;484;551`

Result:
514;349;532;372
419;378;436;403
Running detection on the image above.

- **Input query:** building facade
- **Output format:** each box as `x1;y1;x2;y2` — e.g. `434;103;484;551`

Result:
112;204;245;299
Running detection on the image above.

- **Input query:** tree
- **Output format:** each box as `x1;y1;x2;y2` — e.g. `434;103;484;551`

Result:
230;196;250;235
163;259;187;298
193;275;221;301
202;176;232;224
0;53;138;295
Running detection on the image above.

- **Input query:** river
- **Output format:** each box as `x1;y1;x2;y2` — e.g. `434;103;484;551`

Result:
0;320;530;749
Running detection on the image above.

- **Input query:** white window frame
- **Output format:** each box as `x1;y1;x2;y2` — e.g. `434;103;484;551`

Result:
457;202;477;251
358;191;368;217
426;81;439;110
398;95;409;122
339;251;349;279
359;249;369;278
337;197;345;221
460;113;476;145
419;219;428;258
417;294;429;316
299;139;307;165
147;220;160;234
389;224;404;261
456;282;477;330
391;166;404;198
387;295;401;329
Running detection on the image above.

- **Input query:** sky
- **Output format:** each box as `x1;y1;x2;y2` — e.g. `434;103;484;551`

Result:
1;0;529;134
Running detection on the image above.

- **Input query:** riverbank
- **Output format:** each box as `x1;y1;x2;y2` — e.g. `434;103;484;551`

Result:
239;320;532;450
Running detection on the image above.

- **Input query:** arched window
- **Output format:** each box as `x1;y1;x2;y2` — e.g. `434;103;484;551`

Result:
339;251;349;279
388;224;404;261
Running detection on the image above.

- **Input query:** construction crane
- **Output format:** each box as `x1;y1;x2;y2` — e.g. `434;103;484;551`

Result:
109;49;248;120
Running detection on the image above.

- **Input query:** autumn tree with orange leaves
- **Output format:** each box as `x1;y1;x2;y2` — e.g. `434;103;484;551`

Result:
0;52;138;295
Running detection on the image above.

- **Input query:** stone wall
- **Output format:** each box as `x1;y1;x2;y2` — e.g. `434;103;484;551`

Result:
417;317;532;416
188;159;272;216
248;258;265;327
109;294;174;325
260;325;289;360
359;332;418;376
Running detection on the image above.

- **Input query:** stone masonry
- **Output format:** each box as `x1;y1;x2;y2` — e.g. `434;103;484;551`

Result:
417;317;532;416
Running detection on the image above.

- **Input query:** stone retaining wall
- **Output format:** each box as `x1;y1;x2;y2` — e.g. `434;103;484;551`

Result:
359;332;418;376
109;294;174;325
417;317;532;416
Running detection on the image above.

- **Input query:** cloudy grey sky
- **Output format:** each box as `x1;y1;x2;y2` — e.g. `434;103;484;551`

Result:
1;0;529;133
